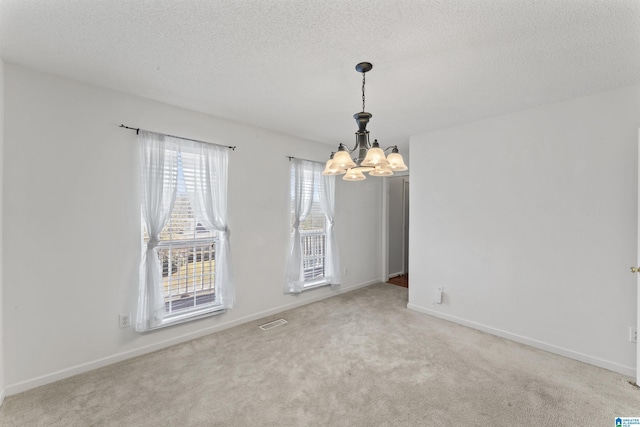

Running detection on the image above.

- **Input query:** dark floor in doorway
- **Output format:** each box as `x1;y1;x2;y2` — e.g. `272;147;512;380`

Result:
387;274;408;288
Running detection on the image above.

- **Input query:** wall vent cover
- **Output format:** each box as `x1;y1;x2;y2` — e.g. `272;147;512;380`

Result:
259;318;288;330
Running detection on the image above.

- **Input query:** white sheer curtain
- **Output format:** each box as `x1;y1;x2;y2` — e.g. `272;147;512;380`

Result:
183;140;235;308
285;159;318;293
319;173;341;287
136;131;178;332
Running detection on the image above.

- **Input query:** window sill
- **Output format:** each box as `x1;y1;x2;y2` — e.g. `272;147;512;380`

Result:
144;304;226;332
302;279;330;291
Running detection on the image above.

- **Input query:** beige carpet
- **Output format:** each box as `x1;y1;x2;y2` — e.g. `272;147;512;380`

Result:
1;283;638;426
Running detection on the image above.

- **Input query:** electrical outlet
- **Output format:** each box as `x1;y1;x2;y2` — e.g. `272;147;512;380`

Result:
344;267;349;276
433;287;443;305
630;327;638;343
119;313;131;329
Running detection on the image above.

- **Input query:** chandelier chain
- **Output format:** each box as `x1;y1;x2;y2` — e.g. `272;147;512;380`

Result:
361;72;366;112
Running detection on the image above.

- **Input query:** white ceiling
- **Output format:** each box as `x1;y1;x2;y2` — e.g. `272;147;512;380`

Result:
1;0;639;157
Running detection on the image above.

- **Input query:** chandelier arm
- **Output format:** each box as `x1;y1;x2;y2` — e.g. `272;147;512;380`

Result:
350;139;360;153
339;142;356;153
339;139;366;154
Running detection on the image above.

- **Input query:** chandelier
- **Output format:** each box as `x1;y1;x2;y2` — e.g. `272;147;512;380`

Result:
322;62;408;181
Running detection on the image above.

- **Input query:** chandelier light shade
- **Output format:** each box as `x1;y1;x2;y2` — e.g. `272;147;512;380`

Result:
387;147;408;171
322;62;408;180
369;165;394;177
343;167;367;181
322;156;346;176
361;140;390;167
332;148;357;170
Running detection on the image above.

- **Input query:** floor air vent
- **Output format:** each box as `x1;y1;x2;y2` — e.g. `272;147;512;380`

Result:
259;319;287;330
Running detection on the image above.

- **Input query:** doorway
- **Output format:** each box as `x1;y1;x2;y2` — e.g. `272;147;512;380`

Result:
387;176;409;287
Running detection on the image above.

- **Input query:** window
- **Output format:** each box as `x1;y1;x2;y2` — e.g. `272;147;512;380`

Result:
293;167;327;285
145;151;217;317
137;131;234;332
284;159;341;294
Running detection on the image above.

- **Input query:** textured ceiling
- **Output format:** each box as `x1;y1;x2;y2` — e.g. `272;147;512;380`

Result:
1;0;639;157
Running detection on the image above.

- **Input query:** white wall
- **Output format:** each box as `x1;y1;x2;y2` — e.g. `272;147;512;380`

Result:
0;59;5;405
409;84;640;376
3;64;383;394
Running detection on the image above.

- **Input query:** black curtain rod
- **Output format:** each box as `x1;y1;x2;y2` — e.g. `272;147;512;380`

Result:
286;156;324;164
119;124;236;150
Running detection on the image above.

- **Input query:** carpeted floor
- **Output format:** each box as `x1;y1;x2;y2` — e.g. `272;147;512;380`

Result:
1;283;638;426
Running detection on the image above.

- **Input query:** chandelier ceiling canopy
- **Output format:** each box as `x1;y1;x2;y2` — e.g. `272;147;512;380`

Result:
322;62;408;181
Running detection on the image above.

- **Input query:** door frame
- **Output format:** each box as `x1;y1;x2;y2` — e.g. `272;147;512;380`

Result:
636;129;640;385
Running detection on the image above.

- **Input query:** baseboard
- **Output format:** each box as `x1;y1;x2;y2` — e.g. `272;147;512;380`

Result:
407;303;636;378
6;279;379;396
388;271;405;279
0;387;5;407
